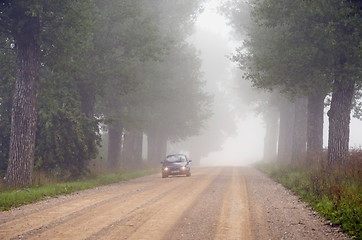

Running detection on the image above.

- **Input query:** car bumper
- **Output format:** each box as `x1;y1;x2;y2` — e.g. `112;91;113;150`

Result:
162;167;190;175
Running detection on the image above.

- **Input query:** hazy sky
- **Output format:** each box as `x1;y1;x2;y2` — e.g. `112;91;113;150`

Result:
191;0;362;166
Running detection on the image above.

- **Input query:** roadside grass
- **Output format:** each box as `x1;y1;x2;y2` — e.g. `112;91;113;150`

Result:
255;149;362;240
0;168;158;211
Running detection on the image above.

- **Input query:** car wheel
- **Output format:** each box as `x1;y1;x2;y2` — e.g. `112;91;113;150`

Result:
162;173;168;178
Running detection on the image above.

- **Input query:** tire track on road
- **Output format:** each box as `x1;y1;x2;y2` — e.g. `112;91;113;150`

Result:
163;167;231;240
215;167;253;240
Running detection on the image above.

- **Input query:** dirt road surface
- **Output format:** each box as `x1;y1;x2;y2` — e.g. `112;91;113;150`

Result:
0;167;350;240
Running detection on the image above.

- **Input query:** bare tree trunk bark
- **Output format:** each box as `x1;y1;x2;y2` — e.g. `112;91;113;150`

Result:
277;97;295;162
291;97;308;162
107;122;123;170
327;79;355;166
6;11;40;187
307;93;325;163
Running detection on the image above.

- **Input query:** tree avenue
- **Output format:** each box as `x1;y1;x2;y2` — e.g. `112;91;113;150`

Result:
223;0;361;165
0;0;209;187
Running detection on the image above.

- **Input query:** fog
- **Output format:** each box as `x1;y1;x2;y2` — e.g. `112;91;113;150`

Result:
185;0;266;166
173;0;362;166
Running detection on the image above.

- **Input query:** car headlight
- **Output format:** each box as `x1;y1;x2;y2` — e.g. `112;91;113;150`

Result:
163;167;169;171
181;166;186;170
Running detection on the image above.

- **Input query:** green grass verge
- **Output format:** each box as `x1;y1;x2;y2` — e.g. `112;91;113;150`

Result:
0;168;158;211
255;161;361;240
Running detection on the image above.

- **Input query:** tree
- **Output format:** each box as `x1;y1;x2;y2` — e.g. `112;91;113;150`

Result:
291;97;308;162
277;96;294;162
1;1;95;186
262;105;279;161
322;0;361;165
307;94;325;163
2;1;41;187
122;130;143;168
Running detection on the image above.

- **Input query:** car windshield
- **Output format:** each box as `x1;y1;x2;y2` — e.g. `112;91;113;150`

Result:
165;155;186;163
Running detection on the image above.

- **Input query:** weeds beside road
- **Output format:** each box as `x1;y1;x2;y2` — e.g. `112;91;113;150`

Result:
256;149;361;239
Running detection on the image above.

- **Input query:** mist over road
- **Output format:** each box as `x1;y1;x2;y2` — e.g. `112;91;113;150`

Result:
0;167;348;240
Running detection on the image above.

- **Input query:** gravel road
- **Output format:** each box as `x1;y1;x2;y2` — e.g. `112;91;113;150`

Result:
0;166;350;239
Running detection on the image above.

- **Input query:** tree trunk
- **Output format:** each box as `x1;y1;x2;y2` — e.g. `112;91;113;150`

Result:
277;97;295;162
307;93;325;163
107;122;123;170
147;128;167;167
5;11;40;187
263;108;279;161
291;97;308;162
327;79;355;166
122;130;143;168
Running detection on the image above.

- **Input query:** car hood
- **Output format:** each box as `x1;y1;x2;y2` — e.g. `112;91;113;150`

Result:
163;162;187;167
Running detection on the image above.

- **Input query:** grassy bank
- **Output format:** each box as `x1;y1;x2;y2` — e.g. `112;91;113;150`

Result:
0;168;158;211
255;150;361;240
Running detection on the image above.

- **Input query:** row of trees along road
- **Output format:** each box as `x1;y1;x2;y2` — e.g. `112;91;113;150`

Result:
0;0;210;187
223;0;361;165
